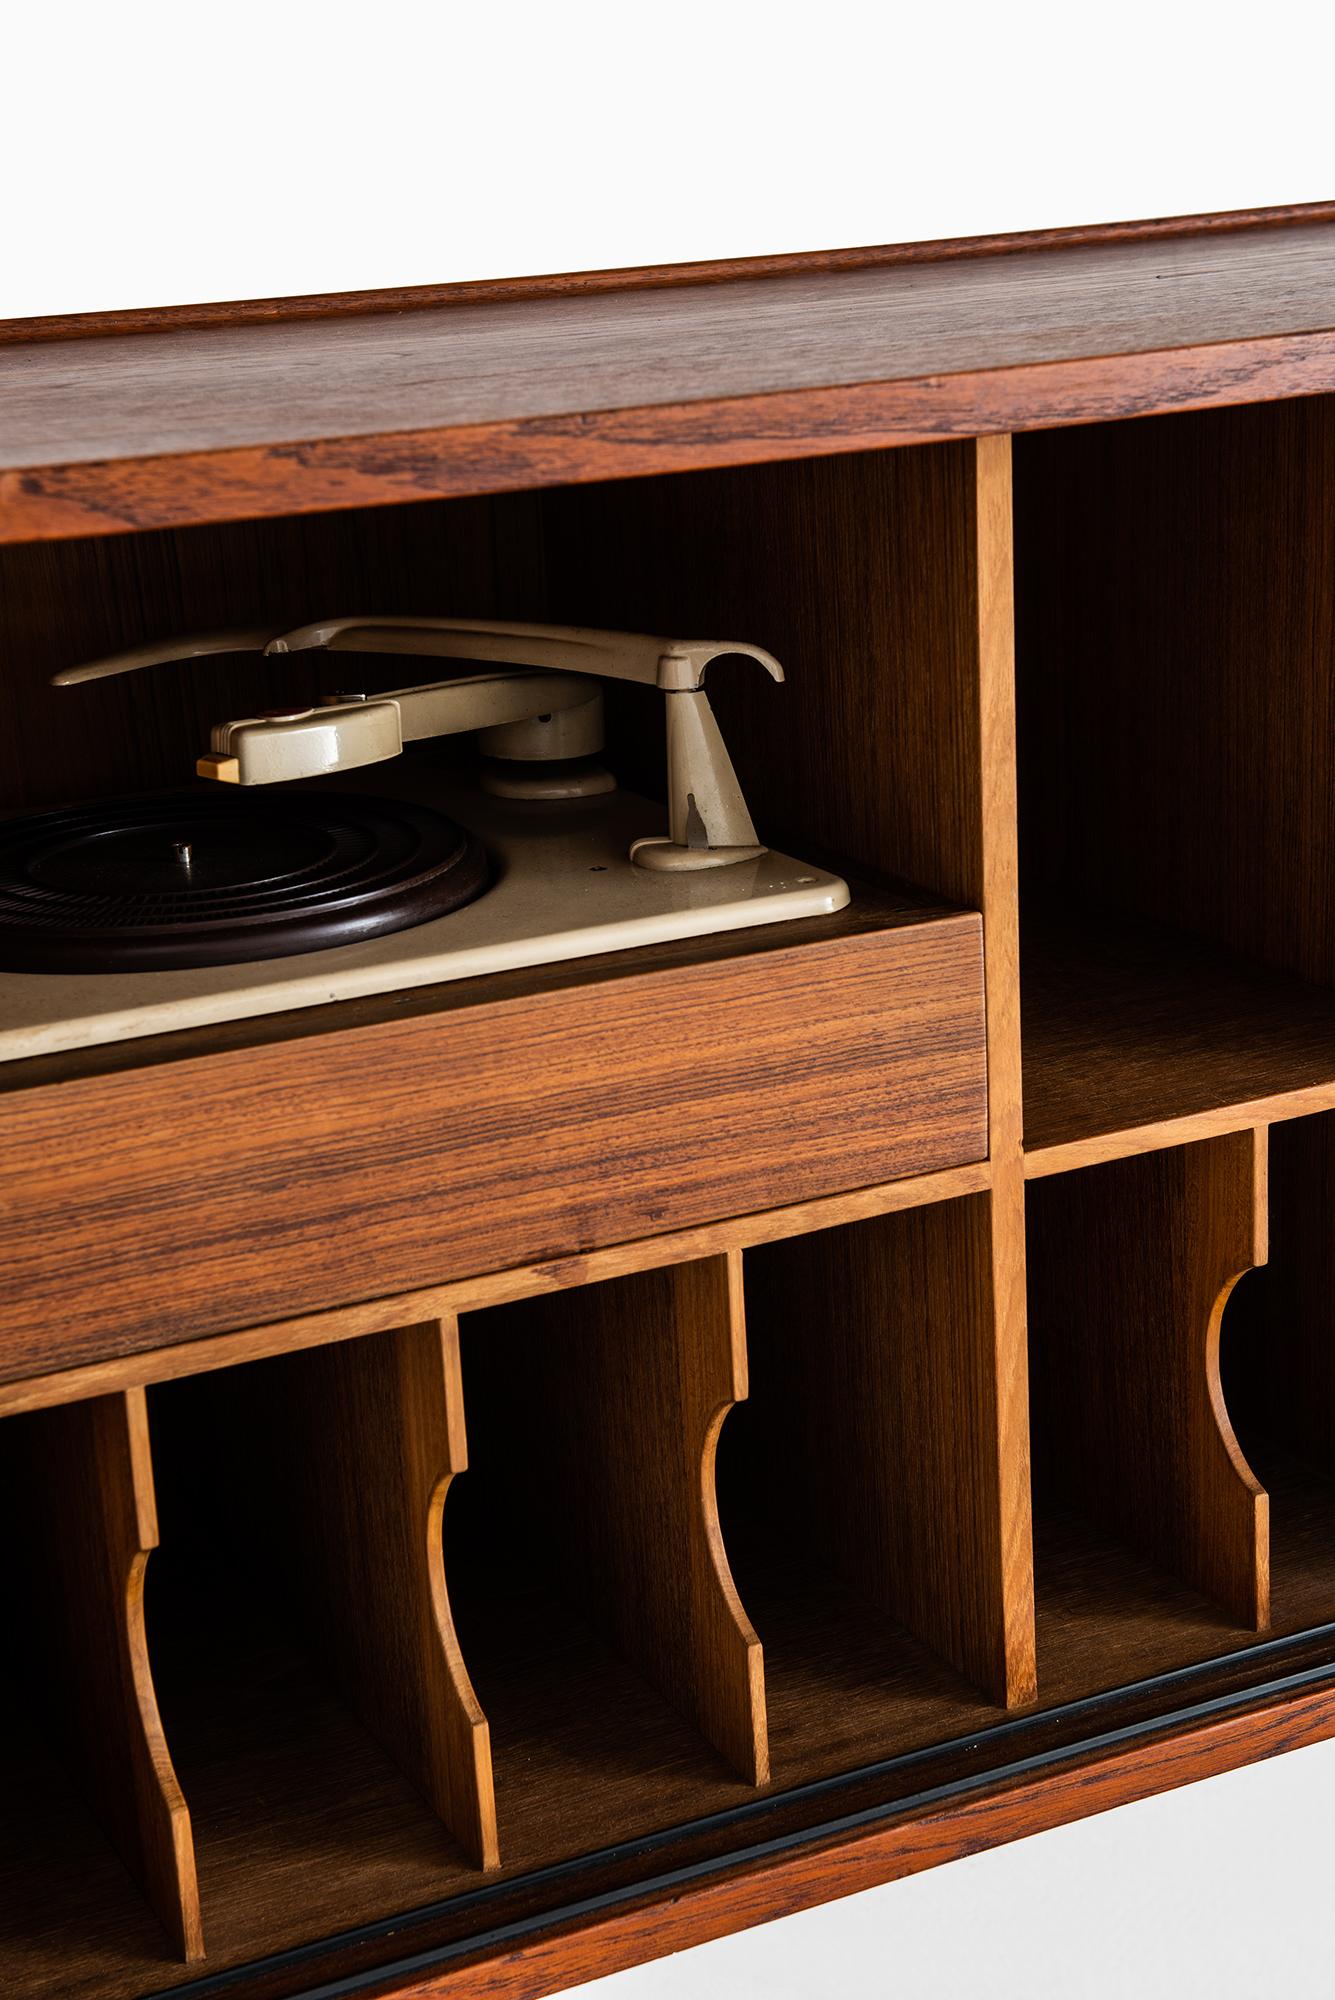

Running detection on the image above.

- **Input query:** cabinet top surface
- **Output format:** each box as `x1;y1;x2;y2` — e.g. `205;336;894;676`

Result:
4;211;1335;539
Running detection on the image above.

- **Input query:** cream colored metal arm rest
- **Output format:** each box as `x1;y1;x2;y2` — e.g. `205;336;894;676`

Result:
53;617;786;872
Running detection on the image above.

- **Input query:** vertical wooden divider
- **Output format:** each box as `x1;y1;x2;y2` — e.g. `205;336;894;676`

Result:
15;1389;203;1958
468;1253;768;1785
539;434;1038;1709
1027;1129;1270;1627
971;433;1039;1705
255;1320;499;1869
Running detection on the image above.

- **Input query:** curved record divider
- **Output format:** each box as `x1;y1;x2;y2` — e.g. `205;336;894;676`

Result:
463;1249;769;1787
1026;1127;1269;1628
250;1319;499;1868
11;1388;203;1958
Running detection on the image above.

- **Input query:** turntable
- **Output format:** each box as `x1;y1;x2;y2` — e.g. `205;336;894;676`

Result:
0;618;849;1060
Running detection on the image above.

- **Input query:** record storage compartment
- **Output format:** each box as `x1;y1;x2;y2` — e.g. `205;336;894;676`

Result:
1015;395;1335;1700
7;308;1335;1998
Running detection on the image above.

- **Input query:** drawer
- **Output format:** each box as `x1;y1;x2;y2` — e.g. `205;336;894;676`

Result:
0;894;987;1382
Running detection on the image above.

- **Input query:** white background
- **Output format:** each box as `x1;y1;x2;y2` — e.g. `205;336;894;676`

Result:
4;2;1333;319
13;5;1335;1994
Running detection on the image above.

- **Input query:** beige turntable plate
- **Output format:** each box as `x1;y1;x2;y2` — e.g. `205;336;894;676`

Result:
0;770;849;1061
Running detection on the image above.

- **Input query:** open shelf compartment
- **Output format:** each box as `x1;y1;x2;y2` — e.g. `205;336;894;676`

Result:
1026;1133;1267;1699
719;1190;1033;1787
1014;395;1335;1170
1025;1117;1335;1699
0;1392;202;1994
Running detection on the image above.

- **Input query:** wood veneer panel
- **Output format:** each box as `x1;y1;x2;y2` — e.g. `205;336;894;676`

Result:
6;223;1335;539
2;1392;202;1959
460;1255;768;1786
0;491;544;814
234;1322;498;1869
1015;396;1335;985
0;1162;991;1419
9;335;1335;547
1027;1132;1269;1628
0;904;987;1381
739;1196;1018;1705
971;435;1037;1707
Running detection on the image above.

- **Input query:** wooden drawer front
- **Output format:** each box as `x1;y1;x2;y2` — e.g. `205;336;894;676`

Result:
0;912;986;1381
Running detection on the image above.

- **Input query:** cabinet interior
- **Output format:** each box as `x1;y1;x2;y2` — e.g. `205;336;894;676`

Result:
8;398;1335;1996
1014;397;1335;1160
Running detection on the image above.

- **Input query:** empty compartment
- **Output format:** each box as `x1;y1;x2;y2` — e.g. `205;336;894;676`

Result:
1026;1132;1270;1699
447;1254;767;1866
1221;1110;1335;1634
1014;398;1335;1164
716;1192;1033;1785
0;1392;201;1996
126;1325;495;1990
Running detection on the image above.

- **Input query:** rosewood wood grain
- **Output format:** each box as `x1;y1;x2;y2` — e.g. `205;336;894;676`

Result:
5;224;1335;540
3;336;1333;546
10;228;1335;467
742;1193;1020;1705
1015;397;1335;987
462;1254;767;1786
0;903;987;1383
970;435;1037;1707
1027;1131;1270;1628
234;1321;498;1869
4;1390;203;1958
0;1160;991;1420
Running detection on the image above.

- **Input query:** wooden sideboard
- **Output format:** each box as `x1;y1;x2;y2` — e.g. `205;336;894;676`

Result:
5;202;1335;2000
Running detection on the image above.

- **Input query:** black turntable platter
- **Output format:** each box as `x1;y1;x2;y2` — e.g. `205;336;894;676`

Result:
0;791;490;972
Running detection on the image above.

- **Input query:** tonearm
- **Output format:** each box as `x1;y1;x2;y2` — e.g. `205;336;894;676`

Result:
55;617;784;874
